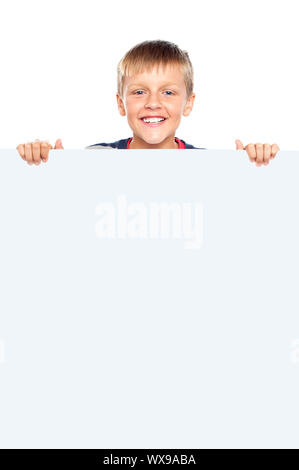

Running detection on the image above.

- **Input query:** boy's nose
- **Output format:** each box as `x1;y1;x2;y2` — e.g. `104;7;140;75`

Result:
144;94;164;107
145;101;163;109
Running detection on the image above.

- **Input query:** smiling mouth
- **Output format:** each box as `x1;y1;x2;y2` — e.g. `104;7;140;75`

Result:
140;118;168;127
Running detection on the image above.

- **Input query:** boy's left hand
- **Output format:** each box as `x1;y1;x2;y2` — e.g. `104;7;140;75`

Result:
235;139;280;166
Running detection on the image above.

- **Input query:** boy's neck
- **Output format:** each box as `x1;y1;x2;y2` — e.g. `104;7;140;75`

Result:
129;136;179;149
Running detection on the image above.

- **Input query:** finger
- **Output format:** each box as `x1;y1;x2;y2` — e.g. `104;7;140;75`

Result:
245;143;256;162
270;143;280;159
235;139;244;150
32;140;42;165
54;139;64;149
41;141;52;162
16;144;26;160
255;143;264;164
24;142;33;164
263;143;271;165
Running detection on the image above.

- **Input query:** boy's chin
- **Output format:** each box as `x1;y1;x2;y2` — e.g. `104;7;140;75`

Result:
133;132;173;145
142;137;165;144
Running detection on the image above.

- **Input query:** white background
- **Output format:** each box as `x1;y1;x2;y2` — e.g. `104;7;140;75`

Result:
0;0;298;150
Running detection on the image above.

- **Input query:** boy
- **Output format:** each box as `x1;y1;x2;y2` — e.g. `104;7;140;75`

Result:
16;40;280;165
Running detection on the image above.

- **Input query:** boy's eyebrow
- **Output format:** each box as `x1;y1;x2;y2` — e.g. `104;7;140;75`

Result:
128;82;180;89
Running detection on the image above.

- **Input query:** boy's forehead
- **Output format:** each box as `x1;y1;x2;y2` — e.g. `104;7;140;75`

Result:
125;64;185;87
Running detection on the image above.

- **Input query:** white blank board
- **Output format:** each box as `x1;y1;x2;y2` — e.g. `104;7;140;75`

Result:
0;149;299;449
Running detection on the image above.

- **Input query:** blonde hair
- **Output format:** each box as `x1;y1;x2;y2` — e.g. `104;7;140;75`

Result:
117;40;194;101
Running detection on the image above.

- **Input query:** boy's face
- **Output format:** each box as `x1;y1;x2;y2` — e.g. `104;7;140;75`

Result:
116;64;195;149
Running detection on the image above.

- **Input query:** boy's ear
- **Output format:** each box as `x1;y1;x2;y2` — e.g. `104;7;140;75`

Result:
116;93;126;116
183;93;196;117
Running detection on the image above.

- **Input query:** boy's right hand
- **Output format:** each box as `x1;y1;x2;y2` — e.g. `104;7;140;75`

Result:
16;139;64;165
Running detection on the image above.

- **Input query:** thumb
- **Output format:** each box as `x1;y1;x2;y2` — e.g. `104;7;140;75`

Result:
235;139;244;150
54;138;64;149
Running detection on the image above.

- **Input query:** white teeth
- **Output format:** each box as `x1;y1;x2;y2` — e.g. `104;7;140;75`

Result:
143;118;165;123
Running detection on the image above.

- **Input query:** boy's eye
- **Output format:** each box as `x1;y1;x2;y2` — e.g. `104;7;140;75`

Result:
134;90;174;95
